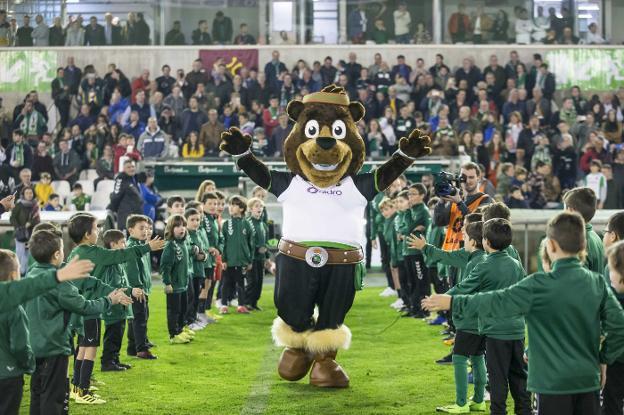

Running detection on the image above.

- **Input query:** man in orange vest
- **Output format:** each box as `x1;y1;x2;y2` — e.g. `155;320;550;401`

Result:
432;161;491;364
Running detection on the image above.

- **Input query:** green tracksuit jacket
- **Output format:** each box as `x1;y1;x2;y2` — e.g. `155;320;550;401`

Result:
0;272;61;313
161;238;190;293
382;214;399;267
0;305;34;379
25;263;111;358
452;257;624;394
585;223;605;276
222;217;254;267
394;211;407;261
124;238;153;295
202;214;222;269
450;250;526;340
248;216;269;261
100;263;133;325
188;229;208;278
404;203;431;256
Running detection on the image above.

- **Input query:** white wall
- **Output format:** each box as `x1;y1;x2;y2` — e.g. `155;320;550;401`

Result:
611;0;624;44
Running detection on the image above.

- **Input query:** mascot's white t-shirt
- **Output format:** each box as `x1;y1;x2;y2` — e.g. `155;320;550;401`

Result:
269;171;377;248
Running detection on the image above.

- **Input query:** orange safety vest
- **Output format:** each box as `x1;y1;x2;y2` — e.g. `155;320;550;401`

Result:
442;194;487;251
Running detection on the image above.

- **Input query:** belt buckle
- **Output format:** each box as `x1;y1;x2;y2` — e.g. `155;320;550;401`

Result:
305;246;329;268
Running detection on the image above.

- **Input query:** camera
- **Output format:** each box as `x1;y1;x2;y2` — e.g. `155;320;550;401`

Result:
434;171;466;197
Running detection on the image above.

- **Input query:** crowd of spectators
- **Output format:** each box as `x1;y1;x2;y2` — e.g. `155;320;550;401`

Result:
1;47;624;212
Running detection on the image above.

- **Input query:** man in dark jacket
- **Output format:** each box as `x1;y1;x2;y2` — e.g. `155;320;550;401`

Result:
64;57;83;96
134;13;150;45
192;20;212;45
108;159;144;231
212;11;232;44
264;51;287;92
52;68;71;128
84;16;105;46
165;21;186;45
4;130;34;178
53;139;81;185
104;13;123;45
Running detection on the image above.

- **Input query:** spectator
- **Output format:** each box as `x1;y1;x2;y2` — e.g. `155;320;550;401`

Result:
124;89;156;126
496;162;514;196
138;170;162;221
530;134;552;171
69;183;91;211
584;22;605;45
70;104;96;133
251;127;270;157
123;111;146;141
113;134;142;173
156;65;176;97
15;15;33;46
348;3;368;44
181;96;209;141
506;185;529;208
603;109;622;144
186;59;210;94
182;131;205;159
390;55;411;84
131;70;152;103
448;3;470;43
553;97;577;128
491;10;509;42
212;11;232;44
123;12;138;44
14;168;33;197
84;16;105;46
269;113;291;157
262;96;280;136
413;22;432;44
65;19;84;46
108;159;144;231
4;130;32;177
108;88;130;125
137;117;168;159
165;20;186;45
199;109;224;155
0;10;9;46
504;111;523;163
452;106;478;136
51;67;71;128
31;14;49;46
536;63;556;101
53;139;81;185
602;164;620;209
320;57;338;87
560;27;579;45
11;186;39;275
134;12;151;45
514;7;533;44
233;23;255;45
34;172;53;206
13;100;46;141
584;159;607;209
104;13;123;45
264;51;287;91
502;89;525;123
344;52;362;88
32;141;54;181
192;20;212;45
470;5;491;44
454;57;481;91
163;85;186;118
483;54;506;92
95;144;115;186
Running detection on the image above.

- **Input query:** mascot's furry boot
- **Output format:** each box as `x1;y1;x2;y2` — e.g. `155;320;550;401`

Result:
272;318;351;388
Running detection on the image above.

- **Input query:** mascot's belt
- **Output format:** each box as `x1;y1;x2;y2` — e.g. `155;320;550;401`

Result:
278;239;364;267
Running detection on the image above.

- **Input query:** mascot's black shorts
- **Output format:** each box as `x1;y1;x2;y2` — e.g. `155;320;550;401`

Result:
274;253;356;332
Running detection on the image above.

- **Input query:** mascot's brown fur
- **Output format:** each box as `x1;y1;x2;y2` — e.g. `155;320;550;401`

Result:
220;85;430;388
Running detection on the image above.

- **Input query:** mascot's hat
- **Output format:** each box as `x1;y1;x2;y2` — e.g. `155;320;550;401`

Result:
302;88;350;107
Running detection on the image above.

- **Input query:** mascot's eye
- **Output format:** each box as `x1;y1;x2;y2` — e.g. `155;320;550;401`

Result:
305;120;320;139
332;120;347;140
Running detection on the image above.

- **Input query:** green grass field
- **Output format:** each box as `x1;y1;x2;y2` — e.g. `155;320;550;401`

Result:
21;283;468;415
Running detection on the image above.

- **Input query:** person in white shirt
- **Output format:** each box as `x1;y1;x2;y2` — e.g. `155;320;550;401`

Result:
584;159;607;209
514;8;533;45
393;2;411;44
583;22;606;45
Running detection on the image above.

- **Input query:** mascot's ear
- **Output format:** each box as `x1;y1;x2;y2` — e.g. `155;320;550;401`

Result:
349;102;365;123
287;100;305;122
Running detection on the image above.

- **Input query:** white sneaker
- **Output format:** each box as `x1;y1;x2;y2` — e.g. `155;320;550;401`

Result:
390;298;404;309
188;323;203;331
231;299;239;307
379;287;397;297
197;314;208;325
216;299;223;308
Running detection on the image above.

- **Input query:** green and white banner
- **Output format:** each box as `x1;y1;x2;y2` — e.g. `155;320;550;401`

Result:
546;49;624;90
0;51;57;92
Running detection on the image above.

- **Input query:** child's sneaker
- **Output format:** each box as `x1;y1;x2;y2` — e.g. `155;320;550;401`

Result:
231;299;239;307
219;306;229;315
182;326;196;336
443;337;455;346
237;306;251;314
188;322;203;331
75;389;106;405
435;403;470;413
170;334;190;344
69;384;79;401
216;299;223;308
90;377;105;386
379;287;397;297
429;315;447;325
206;310;223;320
468;400;486;412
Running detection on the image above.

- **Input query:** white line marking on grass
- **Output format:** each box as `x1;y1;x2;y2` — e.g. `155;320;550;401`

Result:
240;342;280;415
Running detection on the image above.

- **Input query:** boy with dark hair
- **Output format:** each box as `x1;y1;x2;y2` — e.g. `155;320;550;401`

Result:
220;195;254;314
26;230;129;411
480;202;524;268
424;196;448;325
394;190;412;314
124;214;164;360
66;213;164;396
44;193;63;211
167;195;185;215
425;212;624;415
200;192;223;320
246;197;271;311
379;197;402;310
410;221;488;413
563;187;604;274
100;229;140;372
70;183;91;211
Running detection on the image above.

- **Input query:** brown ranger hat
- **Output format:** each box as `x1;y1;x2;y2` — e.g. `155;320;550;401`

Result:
302;90;350;107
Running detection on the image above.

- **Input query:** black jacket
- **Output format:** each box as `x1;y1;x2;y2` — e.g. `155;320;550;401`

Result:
84;24;105;46
108;172;144;230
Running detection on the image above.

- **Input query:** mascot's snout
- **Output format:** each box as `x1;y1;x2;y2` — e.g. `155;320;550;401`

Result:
316;128;336;150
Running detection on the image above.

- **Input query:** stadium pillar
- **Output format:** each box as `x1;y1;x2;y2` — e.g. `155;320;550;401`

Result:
339;0;347;44
298;0;305;45
259;0;268;44
433;0;442;43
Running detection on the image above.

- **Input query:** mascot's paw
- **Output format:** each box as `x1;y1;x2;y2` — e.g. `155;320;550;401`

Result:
398;129;432;159
219;127;252;156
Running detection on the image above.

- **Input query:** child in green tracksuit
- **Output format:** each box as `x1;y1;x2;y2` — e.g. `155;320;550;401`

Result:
66;213;163;397
246;197;271;311
405;183;431;316
161;214;193;344
380;197;401;309
125;215;159;359
25;230;127;412
220;195;254;314
425;197;448;298
409;215;487;413
0;250;35;415
100;230;137;372
185;207;209;330
425;212;624;415
480;202;524;270
563;187;604;274
394;191;410;312
200;192;223;319
604;240;624;415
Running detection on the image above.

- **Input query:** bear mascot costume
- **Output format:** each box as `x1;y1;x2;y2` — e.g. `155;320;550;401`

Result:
220;85;431;388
